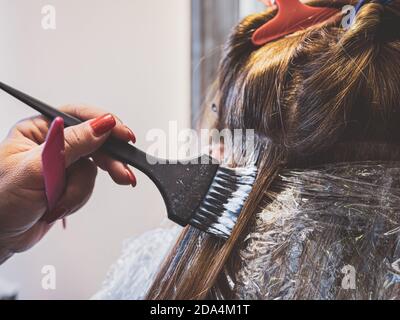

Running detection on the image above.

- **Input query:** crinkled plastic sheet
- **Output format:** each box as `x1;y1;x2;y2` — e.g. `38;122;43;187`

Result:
93;227;181;300
230;162;400;300
95;162;400;300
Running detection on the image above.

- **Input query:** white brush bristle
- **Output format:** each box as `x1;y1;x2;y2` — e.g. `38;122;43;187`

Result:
189;165;257;239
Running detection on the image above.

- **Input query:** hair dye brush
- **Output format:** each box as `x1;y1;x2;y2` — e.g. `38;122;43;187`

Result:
0;81;257;240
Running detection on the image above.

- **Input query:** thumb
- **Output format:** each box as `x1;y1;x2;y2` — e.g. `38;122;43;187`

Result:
64;114;116;167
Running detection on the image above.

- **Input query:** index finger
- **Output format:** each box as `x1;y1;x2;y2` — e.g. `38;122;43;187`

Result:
59;105;135;143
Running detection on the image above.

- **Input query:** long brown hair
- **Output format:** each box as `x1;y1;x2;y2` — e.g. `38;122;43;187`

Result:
146;0;400;299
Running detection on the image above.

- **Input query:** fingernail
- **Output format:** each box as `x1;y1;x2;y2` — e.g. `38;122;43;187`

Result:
125;166;137;187
90;114;116;137
126;126;136;144
46;207;69;224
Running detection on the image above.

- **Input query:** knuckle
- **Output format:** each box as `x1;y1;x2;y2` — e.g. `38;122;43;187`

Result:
64;127;84;153
61;104;77;114
12;117;33;133
8;125;21;137
61;104;84;120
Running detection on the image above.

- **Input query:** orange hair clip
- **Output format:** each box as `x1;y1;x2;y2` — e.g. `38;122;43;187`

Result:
252;0;340;46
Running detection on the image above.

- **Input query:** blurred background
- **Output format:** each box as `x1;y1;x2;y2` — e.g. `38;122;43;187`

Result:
0;0;265;299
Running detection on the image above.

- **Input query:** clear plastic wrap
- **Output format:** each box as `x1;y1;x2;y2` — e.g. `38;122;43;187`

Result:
95;162;400;300
93;227;181;300
232;162;400;300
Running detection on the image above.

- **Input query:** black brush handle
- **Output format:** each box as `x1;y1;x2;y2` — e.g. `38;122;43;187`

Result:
0;81;161;178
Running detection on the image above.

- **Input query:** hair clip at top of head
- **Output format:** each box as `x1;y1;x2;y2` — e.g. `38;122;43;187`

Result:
252;0;341;46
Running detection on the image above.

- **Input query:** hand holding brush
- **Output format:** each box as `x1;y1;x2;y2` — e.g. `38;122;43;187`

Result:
0;81;257;244
0;104;136;264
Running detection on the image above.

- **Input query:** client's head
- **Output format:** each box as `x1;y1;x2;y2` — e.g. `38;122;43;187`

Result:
147;0;400;299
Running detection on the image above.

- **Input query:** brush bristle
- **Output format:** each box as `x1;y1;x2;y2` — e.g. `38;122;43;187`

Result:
189;165;257;240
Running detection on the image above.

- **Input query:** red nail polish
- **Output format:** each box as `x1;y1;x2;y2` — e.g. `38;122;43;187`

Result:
125;167;137;187
90;114;116;137
126;127;136;143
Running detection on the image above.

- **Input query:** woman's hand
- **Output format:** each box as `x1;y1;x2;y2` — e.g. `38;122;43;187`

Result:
0;105;137;264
